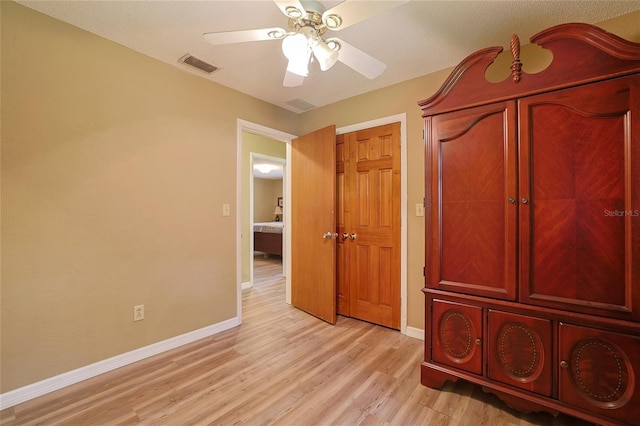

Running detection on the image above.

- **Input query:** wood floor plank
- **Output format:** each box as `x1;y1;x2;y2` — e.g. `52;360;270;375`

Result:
1;255;594;426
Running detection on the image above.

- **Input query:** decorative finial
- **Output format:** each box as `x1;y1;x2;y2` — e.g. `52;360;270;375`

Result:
510;34;522;83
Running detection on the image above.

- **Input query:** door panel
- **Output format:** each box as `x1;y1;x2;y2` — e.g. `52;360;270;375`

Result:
428;102;517;300
519;76;639;321
291;125;337;324
345;123;401;329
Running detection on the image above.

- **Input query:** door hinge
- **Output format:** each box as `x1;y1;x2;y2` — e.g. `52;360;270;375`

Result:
422;129;425;140
423;266;426;277
423;197;426;207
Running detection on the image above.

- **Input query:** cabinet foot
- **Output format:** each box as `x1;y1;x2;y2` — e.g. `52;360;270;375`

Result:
421;363;459;389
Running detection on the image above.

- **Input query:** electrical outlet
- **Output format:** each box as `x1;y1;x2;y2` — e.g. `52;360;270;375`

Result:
416;203;425;217
222;203;231;217
133;304;144;321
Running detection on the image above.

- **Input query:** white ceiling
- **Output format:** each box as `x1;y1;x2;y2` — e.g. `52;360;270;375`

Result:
17;0;640;113
253;158;285;179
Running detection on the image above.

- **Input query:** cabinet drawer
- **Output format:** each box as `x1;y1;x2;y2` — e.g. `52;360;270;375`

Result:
558;323;640;425
431;299;483;375
487;310;552;396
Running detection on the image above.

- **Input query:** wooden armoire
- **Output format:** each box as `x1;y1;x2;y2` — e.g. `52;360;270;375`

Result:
419;23;640;425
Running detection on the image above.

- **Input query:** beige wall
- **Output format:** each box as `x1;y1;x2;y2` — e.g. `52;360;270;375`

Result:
240;132;285;283
297;10;640;334
0;2;297;393
2;0;639;395
254;179;283;223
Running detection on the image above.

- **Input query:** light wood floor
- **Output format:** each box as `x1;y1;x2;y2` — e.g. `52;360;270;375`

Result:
1;255;592;426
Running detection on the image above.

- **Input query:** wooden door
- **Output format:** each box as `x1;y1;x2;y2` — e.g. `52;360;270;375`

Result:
519;75;640;321
338;123;401;329
427;102;518;300
291;125;337;324
336;133;350;315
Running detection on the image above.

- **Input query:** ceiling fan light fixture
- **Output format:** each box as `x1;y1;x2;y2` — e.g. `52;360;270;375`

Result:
282;32;309;60
286;53;311;77
282;29;313;76
312;39;339;71
326;40;341;51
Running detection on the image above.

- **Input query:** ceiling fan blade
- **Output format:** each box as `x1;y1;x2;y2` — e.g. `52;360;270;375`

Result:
331;38;386;79
273;0;306;19
283;69;305;87
323;0;408;31
204;27;287;45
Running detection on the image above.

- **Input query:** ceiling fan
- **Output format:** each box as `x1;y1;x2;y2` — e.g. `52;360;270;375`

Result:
203;0;407;87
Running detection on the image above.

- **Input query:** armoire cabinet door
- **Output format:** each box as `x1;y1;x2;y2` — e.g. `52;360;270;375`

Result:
427;102;518;300
558;323;640;425
519;75;640;321
487;311;553;396
431;299;483;375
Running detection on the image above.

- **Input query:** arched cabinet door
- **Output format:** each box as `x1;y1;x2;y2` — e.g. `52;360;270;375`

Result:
487;310;552;396
558;323;640;425
431;299;483;375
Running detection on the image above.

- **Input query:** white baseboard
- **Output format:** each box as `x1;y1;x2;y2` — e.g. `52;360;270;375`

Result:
0;316;241;410
405;326;425;340
241;281;252;290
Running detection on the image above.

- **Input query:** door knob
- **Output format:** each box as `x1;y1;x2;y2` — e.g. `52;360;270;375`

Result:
323;232;333;239
521;198;529;204
508;197;516;204
341;233;349;240
349;233;357;240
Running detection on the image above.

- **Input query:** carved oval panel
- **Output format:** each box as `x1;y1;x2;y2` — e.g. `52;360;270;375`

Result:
496;322;544;382
569;338;634;409
438;309;476;364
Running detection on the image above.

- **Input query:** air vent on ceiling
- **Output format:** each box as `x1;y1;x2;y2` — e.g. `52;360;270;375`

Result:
285;98;317;112
178;53;219;74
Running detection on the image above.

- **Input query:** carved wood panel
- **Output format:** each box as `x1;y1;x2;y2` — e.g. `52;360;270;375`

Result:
488;310;552;396
431;299;483;375
559;323;640;425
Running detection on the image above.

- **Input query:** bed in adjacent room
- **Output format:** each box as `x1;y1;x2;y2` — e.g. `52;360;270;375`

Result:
254;221;283;256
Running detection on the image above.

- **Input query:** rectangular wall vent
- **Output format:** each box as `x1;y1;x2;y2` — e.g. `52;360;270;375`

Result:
285;98;317;112
179;54;219;74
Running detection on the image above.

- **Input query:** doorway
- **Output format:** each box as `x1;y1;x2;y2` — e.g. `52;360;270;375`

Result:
237;114;408;333
250;152;286;288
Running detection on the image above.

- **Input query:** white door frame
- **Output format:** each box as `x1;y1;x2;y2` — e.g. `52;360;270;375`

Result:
237;113;408;334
